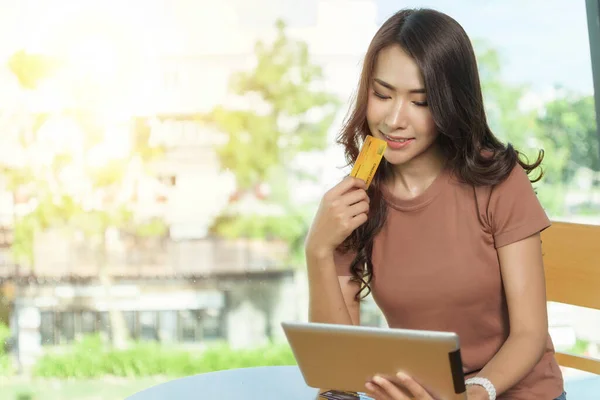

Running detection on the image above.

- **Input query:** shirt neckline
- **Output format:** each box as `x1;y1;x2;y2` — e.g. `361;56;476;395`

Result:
381;166;451;212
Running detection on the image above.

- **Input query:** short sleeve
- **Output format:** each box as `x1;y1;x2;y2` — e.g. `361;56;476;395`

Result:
488;164;551;248
333;247;356;276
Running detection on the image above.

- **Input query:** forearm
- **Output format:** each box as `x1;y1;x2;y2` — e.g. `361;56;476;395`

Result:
307;251;355;325
473;332;546;398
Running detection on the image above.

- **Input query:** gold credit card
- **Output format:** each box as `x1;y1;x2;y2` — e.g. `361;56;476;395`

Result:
350;135;387;188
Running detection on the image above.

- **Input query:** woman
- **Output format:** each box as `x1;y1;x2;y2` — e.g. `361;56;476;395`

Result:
304;8;566;400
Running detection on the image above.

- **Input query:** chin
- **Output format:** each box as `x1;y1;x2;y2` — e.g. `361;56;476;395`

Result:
382;151;414;166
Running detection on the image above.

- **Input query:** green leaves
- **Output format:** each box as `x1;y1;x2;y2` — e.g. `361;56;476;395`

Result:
537;94;598;182
3;48;169;266
32;335;296;378
7;50;61;90
9;194;80;265
207;19;340;192
210;107;280;189
2;92;166;268
88;159;129;188
474;40;599;216
205;20;341;266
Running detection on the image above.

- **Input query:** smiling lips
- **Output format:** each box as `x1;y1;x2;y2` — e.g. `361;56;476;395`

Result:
381;131;415;149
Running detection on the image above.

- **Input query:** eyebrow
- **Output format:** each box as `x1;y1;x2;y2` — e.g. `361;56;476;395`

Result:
373;78;426;94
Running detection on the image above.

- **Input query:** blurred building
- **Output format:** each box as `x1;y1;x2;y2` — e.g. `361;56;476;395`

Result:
0;0;384;367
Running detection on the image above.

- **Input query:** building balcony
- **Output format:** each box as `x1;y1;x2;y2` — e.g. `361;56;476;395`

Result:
0;236;291;282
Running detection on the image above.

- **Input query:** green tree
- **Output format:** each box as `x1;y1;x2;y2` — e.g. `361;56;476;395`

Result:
206;19;341;265
4;51;166;348
7;51;61;90
537;93;598;183
474;40;570;215
475;41;555;164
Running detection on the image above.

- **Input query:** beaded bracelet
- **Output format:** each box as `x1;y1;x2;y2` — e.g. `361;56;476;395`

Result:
465;377;496;400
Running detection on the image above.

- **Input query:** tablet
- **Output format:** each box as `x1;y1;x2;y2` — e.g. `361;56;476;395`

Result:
281;321;467;400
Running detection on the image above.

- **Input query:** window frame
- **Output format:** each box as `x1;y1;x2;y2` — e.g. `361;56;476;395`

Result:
586;0;600;150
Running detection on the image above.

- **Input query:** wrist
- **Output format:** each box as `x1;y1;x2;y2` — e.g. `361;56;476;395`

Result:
305;244;335;262
465;377;496;400
466;385;489;400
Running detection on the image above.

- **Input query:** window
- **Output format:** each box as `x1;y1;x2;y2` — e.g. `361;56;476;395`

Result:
98;311;111;339
139;311;158;341
200;309;222;340
59;312;75;344
2;2;596;395
123;311;137;339
80;311;96;335
587;0;600;143
40;311;55;346
158;310;177;343
178;310;199;342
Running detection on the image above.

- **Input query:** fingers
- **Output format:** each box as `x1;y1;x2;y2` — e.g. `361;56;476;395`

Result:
365;374;434;400
341;187;370;206
347;200;369;218
329;176;367;198
348;211;368;231
365;382;393;400
317;176;369;243
395;373;432;399
367;376;411;400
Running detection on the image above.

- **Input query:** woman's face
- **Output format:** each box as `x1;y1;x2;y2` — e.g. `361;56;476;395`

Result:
366;44;439;168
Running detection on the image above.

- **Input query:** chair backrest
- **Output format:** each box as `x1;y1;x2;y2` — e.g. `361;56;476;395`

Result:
541;221;600;375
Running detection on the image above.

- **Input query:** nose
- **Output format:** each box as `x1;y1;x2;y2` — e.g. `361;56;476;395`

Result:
384;99;408;130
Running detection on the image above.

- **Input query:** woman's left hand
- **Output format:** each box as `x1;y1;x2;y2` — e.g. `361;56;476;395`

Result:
365;373;434;400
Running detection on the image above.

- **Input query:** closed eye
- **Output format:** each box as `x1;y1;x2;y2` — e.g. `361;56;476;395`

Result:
373;90;391;100
412;101;428;107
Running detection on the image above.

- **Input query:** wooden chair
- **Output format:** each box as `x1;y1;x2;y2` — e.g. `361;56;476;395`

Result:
541;221;600;374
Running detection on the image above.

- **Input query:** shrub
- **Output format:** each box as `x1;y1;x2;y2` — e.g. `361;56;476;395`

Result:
33;334;297;378
0;322;14;376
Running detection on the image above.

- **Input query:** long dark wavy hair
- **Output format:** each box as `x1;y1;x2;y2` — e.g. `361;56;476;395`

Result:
336;8;544;301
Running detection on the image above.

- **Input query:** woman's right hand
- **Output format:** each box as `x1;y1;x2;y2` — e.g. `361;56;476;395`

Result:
305;176;370;259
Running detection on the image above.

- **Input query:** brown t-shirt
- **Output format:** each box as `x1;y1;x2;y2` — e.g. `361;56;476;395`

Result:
334;164;564;399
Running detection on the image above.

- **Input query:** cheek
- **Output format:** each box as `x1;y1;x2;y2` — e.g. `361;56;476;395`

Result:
414;112;437;138
366;98;385;126
366;99;376;125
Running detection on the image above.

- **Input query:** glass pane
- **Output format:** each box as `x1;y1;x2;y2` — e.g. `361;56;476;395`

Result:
0;2;595;397
158;311;177;343
39;311;55;346
59;312;75;344
80;311;96;335
97;311;111;340
200;309;222;340
139;311;158;341
123;311;137;339
178;310;198;342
